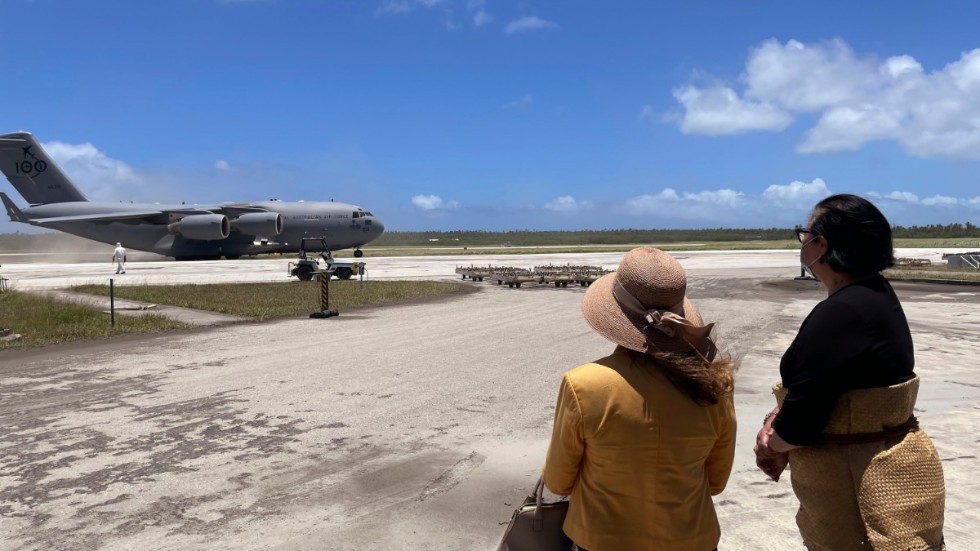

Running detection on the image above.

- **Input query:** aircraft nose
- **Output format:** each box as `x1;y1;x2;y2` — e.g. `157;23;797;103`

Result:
373;218;385;235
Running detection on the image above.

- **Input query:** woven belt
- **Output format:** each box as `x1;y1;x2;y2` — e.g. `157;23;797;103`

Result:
817;415;920;445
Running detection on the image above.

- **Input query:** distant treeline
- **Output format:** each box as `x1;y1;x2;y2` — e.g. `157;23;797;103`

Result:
891;222;980;239
373;223;980;247
3;222;980;252
372;228;793;247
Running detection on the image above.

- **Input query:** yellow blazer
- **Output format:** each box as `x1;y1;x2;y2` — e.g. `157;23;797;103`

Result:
543;347;736;551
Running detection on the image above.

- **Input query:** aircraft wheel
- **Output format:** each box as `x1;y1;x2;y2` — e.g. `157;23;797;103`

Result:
354;249;364;258
561;282;568;287
296;266;314;281
554;282;561;288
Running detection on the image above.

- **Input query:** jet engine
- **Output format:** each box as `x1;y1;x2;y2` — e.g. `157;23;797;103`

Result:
231;212;283;236
168;214;230;240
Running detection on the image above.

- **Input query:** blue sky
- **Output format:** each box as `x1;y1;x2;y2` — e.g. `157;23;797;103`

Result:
2;0;979;232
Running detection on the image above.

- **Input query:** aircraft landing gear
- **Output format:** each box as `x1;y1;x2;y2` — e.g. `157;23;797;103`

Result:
354;249;364;258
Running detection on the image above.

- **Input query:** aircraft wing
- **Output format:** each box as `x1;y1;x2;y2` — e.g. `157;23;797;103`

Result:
26;210;171;225
25;205;261;226
207;204;271;216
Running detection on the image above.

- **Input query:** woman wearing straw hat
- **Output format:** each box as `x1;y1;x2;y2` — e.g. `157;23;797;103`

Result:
543;247;737;551
754;194;946;550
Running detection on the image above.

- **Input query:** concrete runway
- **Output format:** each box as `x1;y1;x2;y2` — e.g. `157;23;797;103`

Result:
1;249;978;550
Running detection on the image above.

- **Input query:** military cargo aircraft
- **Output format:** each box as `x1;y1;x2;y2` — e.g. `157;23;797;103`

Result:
0;131;384;260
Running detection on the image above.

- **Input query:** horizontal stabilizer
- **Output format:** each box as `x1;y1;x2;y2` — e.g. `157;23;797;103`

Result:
1;192;26;222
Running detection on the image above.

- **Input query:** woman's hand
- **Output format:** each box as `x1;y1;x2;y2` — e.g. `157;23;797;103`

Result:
753;409;790;482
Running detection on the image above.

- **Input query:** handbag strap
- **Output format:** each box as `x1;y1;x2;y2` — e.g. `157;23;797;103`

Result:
532;476;545;531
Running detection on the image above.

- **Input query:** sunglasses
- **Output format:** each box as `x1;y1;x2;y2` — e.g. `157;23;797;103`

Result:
794;228;817;243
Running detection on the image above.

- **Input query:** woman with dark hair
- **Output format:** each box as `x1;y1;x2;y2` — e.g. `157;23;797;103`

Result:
543;247;736;551
754;194;946;550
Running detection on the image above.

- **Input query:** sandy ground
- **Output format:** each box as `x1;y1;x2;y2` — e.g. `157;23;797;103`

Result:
1;249;978;550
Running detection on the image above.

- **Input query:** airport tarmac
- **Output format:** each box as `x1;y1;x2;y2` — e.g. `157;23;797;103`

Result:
1;249;978;550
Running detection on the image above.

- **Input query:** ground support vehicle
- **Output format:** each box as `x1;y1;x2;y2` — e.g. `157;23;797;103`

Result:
288;258;364;281
288;237;366;281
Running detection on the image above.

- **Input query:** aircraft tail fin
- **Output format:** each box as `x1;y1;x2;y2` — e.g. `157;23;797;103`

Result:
1;192;27;222
0;131;88;205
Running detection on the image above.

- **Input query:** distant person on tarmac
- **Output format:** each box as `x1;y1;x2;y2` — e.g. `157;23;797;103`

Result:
112;243;127;274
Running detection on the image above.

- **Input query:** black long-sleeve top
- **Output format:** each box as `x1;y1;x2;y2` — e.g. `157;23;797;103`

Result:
773;275;915;446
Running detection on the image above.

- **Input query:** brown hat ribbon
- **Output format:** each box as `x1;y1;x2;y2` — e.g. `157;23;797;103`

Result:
612;279;718;362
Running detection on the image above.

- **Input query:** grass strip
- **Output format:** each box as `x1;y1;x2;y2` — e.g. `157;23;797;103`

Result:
71;280;470;319
0;290;186;350
1;281;469;351
886;267;980;283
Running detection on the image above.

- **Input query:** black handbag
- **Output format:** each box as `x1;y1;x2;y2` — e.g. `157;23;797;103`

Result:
497;477;574;551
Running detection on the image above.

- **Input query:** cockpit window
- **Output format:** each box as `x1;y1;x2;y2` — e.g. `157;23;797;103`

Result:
352;211;360;218
364;211;373;216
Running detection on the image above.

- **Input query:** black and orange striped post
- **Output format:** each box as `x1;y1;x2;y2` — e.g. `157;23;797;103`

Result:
310;270;339;318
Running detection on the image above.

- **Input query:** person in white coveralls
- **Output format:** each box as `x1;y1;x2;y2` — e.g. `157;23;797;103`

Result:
112;243;127;274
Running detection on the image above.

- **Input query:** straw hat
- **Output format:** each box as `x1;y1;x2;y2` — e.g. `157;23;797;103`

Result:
582;247;716;360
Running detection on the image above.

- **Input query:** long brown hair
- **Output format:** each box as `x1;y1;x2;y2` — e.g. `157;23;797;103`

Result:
629;348;737;406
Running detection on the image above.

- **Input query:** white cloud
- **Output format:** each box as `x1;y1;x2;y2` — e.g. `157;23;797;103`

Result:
761;178;832;208
544;196;593;213
375;0;447;15
671;39;980;158
623;188;747;222
671;85;793;135
882;55;923;79
921;195;959;206
885;191;919;203
744;39;878;111
473;9;492;26
684;189;746;205
798;104;903;153
214;160;231;171
504;94;534;109
375;0;493;29
396;184;980;231
412;194;443;210
504;16;557;35
412;194;459;210
42;140;143;202
638;105;656;122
